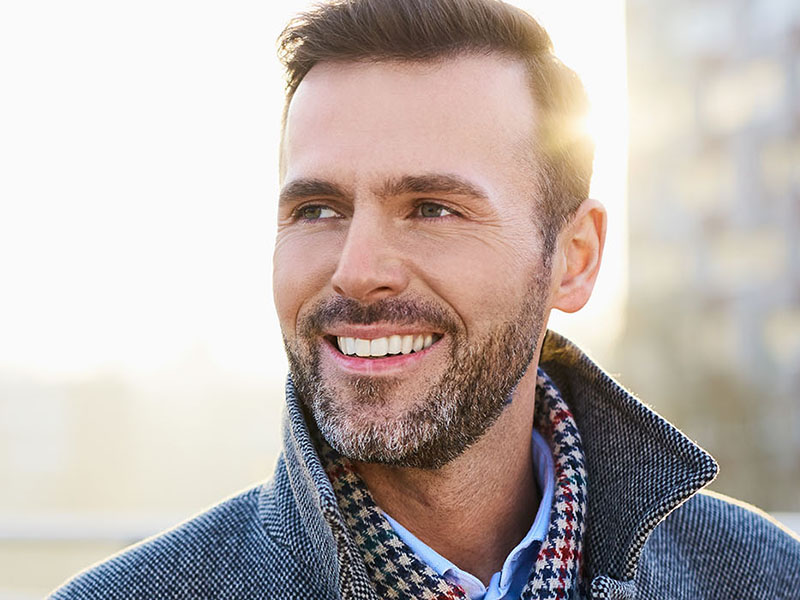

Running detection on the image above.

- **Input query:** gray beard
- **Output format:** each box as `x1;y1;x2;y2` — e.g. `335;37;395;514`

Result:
284;277;549;470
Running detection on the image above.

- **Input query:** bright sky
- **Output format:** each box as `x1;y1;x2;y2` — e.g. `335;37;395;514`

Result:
0;1;627;381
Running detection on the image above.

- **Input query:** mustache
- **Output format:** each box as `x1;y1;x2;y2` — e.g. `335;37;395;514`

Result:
299;296;459;336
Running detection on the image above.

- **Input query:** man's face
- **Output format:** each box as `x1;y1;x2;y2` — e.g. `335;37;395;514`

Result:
274;55;556;468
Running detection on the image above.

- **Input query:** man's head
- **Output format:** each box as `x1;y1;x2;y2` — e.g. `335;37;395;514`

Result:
277;0;594;248
273;0;606;469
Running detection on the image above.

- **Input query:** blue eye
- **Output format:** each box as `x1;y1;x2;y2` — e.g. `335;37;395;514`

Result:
417;202;456;218
297;205;339;221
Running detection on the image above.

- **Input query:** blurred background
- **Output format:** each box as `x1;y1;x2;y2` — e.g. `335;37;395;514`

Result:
0;0;797;597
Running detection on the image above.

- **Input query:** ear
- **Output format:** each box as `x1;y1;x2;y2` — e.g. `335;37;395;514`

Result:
551;198;607;313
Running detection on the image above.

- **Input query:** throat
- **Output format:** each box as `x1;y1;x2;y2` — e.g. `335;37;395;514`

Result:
353;414;540;586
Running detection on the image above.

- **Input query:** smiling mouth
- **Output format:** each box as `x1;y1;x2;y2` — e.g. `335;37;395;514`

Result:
326;333;443;358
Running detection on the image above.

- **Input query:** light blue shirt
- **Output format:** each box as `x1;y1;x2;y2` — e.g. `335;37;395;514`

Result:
384;429;555;600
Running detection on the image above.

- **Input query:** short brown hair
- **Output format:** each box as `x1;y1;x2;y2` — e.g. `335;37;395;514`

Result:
277;0;594;250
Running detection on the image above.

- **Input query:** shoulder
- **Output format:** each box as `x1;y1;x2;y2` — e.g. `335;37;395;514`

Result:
636;490;800;598
48;480;332;600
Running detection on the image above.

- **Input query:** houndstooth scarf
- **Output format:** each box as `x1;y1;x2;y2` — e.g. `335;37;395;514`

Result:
320;367;587;600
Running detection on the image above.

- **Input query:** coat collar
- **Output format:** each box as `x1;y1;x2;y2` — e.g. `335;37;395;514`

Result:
275;330;719;597
538;331;718;584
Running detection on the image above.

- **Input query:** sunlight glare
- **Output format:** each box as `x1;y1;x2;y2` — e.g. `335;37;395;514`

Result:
518;1;630;354
0;0;628;379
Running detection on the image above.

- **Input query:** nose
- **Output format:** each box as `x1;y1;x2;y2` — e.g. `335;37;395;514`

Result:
331;210;409;303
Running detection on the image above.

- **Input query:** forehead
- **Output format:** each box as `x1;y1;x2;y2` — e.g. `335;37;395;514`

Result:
281;54;538;189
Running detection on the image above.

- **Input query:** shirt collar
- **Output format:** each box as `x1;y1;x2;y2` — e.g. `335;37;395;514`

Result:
382;427;555;599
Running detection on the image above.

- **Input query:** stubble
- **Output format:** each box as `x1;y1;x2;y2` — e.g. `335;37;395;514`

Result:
284;273;550;469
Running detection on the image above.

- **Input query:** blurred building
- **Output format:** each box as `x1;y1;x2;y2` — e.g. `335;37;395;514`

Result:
622;0;800;510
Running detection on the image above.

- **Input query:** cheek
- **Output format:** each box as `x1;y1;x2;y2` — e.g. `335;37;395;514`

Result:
418;234;541;326
272;231;340;332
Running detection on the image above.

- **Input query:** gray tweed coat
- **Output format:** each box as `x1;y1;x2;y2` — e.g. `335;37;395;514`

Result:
51;331;800;599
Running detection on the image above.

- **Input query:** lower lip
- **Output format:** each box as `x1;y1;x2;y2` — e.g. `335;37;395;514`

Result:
321;337;441;375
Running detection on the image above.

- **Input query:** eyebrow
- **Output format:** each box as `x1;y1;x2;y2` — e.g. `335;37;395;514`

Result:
278;173;489;205
278;179;351;205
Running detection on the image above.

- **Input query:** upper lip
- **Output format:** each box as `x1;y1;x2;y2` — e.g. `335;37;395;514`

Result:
323;324;443;339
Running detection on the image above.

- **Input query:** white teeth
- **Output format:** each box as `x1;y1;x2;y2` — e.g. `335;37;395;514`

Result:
370;337;389;357
335;334;438;357
355;338;371;357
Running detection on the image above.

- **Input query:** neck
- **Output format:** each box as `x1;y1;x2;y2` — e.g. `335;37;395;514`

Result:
353;364;541;585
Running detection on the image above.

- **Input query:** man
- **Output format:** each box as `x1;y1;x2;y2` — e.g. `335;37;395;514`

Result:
52;0;800;599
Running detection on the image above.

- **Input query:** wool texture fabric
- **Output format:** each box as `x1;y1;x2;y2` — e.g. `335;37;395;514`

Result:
320;368;587;600
48;332;800;599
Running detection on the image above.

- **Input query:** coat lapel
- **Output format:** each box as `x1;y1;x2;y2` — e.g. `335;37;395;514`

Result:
539;331;718;586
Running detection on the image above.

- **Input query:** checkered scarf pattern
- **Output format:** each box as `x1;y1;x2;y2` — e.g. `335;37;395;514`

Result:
319;367;587;600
